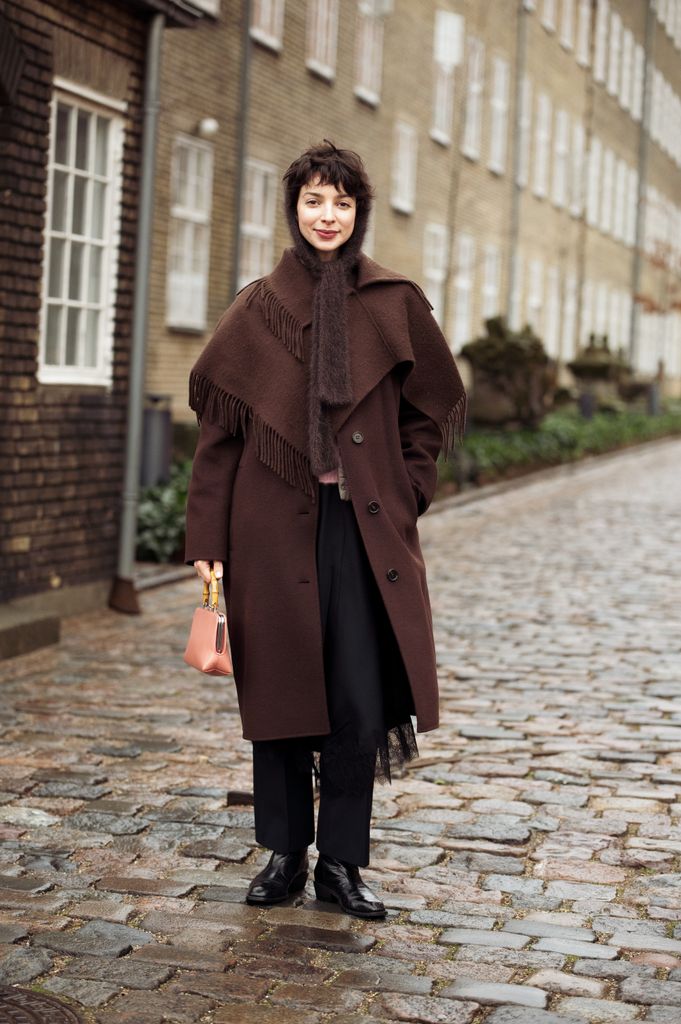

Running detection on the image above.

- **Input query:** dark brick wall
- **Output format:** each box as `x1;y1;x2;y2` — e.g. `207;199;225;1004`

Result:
0;0;148;602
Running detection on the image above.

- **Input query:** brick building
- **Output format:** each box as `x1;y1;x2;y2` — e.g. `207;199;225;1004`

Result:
0;0;203;645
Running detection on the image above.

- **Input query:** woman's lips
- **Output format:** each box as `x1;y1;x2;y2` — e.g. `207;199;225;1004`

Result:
315;230;338;238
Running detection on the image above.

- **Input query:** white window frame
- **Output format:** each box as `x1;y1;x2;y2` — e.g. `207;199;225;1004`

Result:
576;0;591;67
624;166;638;247
620;28;633;111
306;0;339;80
38;80;125;387
423;222;449;326
431;9;463;145
551;107;569;208
606;11;621;98
452;232;475;347
560;0;574;50
517;74;532;188
509;249;524;331
600;147;614;234
569;118;585;217
586;136;602;227
544;264;561;356
193;0;220;14
488;54;509;174
238;158;277;292
354;0;389;106
250;0;285;51
593;0;609;84
632;43;644;121
533;90;552;199
612;157;627;242
391;119;418;214
541;0;556;32
166;134;214;332
461;36;485;161
527;258;544;335
580;278;593;344
481;243;501;320
562;272;578;360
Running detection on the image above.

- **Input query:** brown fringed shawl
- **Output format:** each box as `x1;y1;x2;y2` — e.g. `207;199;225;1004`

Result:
188;246;467;502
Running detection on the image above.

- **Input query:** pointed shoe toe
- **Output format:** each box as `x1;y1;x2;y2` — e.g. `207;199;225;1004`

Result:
314;854;387;919
246;849;309;905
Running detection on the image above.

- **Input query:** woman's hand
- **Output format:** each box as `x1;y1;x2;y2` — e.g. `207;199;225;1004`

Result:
194;560;223;584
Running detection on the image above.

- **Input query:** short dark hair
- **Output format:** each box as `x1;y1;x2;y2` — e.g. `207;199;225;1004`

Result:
282;139;374;220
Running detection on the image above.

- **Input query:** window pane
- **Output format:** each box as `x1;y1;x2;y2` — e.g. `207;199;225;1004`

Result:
83;309;99;367
88;246;103;303
91;181;106;239
69;242;84;300
55;104;70;165
94;117;109;176
51;171;69;231
45;305;62;364
48;237;66;298
75;110;90;170
72;176;87;235
65;307;81;365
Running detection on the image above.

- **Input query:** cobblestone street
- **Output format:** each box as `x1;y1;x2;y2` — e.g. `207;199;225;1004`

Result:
1;438;681;1024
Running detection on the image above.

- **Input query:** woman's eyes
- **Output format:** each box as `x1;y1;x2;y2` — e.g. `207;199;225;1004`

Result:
306;200;352;207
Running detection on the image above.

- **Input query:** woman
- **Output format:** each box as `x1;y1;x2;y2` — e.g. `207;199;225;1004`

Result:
184;140;467;919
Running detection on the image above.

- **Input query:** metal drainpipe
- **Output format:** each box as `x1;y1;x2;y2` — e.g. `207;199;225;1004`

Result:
109;13;165;614
230;0;252;302
629;0;656;368
506;0;528;327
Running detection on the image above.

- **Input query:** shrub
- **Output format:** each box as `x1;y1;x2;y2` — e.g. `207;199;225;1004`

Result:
136;459;192;563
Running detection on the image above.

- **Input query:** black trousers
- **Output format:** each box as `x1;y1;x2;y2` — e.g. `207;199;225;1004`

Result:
252;481;411;867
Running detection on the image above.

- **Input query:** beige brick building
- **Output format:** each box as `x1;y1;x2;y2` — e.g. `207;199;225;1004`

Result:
150;0;681;430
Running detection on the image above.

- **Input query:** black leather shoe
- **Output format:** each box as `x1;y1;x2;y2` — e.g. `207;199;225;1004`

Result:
246;848;309;905
314;853;387;919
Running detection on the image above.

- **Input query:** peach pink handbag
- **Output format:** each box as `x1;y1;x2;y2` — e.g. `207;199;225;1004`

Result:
183;569;233;675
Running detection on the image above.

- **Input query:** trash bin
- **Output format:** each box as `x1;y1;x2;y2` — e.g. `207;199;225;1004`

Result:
141;394;172;488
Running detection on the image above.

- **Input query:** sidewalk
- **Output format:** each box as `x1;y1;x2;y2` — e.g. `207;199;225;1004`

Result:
0;439;680;1023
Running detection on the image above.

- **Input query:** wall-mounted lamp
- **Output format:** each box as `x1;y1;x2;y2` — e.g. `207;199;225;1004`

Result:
197;117;219;139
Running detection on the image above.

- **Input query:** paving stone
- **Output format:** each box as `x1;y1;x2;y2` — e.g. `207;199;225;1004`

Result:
544;881;618;901
610;933;681;954
619;977;681;1005
168;970;273;1002
482;874;543;896
410;910;498;929
553;996;640;1020
479;1008;584;1024
573;960;656;980
180;838;251;862
330;968;432;994
0;947;53;984
645;1008;681;1022
213;1008;321;1024
268;923;376;953
441;980;547;1007
95;875;195;897
67;812;150;834
0;923;28;943
69;898;135;923
43;976;120;1007
372;992;479;1022
60;955;174;989
533;938;620;959
33;920;153;957
526;969;606;998
439;928;529;949
502;920;595;942
94;989;212;1023
130;943;235;971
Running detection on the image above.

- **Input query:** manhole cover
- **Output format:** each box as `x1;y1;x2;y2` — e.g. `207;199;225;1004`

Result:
0;987;82;1024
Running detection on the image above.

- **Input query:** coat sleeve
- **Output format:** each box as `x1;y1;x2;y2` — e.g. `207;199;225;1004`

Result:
398;393;442;517
184;416;245;565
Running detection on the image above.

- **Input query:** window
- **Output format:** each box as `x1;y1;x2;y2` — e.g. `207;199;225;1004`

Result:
488;56;509;174
517;74;532;187
594;281;608;337
251;0;285;50
632;44;644;121
431;9;463;143
481;243;501;318
607;11;621;98
452;232;475;346
586;137;602;227
552;108;569;208
576;0;591;66
625;166;638;247
306;0;339;79
167;136;214;331
509;250;524;331
544;265;560;356
527;258;544;334
620;28;633;110
569;118;585;217
423;222;448;326
580;278;593;343
541;0;556;32
461;36;485;161
613;157;627;241
523;0;536;10
39;84;125;385
355;0;391;106
562;272;578;359
533;90;552;198
593;0;608;84
560;0;574;49
391;120;417;214
238;159;276;292
600;147;614;234
193;0;220;13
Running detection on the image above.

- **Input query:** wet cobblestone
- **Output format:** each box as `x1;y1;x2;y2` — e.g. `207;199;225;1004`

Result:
0;439;680;1021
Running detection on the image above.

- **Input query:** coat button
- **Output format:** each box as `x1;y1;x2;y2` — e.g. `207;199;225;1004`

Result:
386;568;399;582
368;500;380;514
351;431;364;443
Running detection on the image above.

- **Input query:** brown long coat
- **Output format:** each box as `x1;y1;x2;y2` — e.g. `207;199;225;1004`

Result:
184;249;466;742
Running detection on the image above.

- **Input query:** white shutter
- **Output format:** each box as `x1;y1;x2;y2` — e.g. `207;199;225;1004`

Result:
560;0;574;49
453;232;476;346
607;11;621;97
481;243;501;319
462;36;485;160
551;108;569;208
600;147;614;234
625;166;638;247
580;278;593;344
586;137;602;227
391;120;417;213
569;118;585;217
595;281;608;337
613;157;627;241
544;265;560;356
541;0;556;32
593;0;608;84
576;0;591;67
517;74;533;188
434;9;463;68
533;90;552;198
488;55;509;174
632;44;644;122
423;222;448;326
527;258;544;334
620;28;633;111
562;272;578;360
509;250;524;330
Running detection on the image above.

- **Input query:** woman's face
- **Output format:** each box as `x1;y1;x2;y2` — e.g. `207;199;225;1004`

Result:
296;177;356;260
